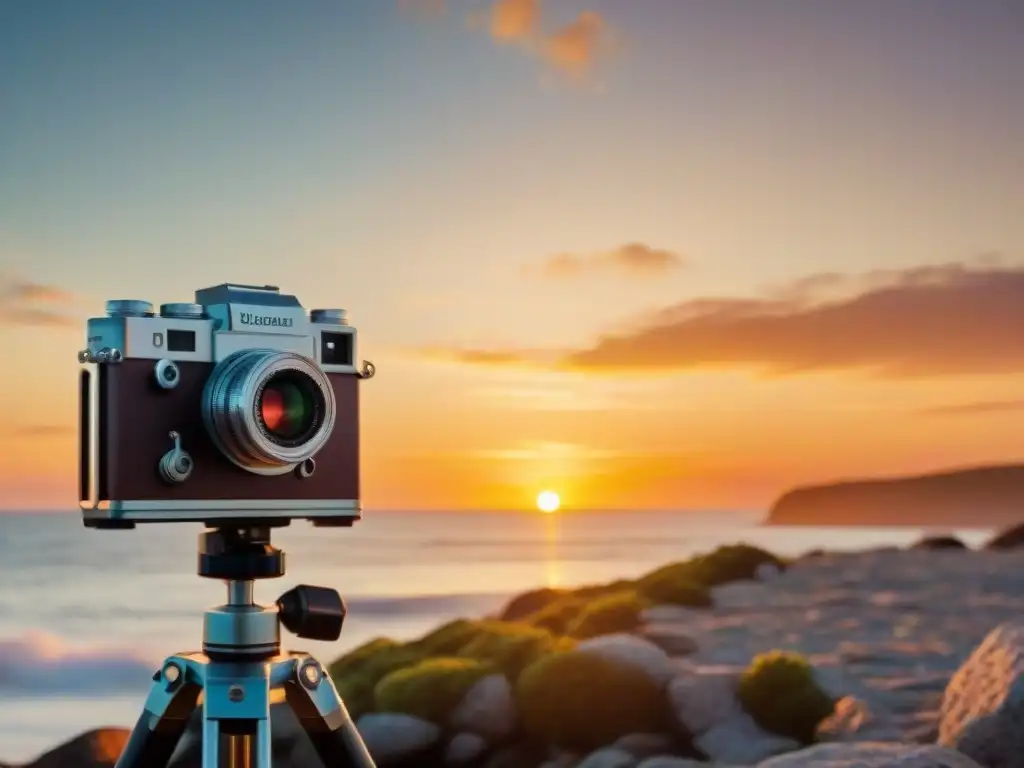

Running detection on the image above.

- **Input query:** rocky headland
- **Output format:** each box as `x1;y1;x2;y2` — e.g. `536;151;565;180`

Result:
767;464;1024;526
9;525;1024;768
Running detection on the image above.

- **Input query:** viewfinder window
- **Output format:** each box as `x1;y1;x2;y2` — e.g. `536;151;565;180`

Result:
167;330;196;352
321;332;353;365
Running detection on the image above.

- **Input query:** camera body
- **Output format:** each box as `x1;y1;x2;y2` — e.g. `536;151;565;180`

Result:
78;283;374;529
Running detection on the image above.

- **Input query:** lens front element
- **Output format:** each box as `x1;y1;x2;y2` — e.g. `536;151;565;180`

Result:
203;350;336;475
258;374;318;444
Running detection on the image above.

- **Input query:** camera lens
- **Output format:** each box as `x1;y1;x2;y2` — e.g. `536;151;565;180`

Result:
257;373;320;445
203;350;336;475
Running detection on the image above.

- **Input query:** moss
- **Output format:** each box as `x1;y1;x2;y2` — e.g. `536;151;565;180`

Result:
407;618;485;656
525;596;587;635
516;650;670;751
374;657;495;724
688;544;784;586
737;650;835;744
327;638;426;720
566;590;647;640
635;569;712;608
458;619;576;679
573;579;636;600
499;587;570;621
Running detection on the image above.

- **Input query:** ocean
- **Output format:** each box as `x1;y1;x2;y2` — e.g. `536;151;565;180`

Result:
0;509;994;762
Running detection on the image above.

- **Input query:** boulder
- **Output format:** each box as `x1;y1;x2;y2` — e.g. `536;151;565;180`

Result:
668;669;743;735
939;623;1024;768
355;713;441;767
499;588;568;621
575;634;676;688
576;747;636;768
21;728;130;768
694;712;800;764
444;732;489;765
612;733;677;759
758;743;985;767
449;673;517;742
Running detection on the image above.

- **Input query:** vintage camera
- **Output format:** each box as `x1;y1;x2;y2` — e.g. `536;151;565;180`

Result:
78;283;375;529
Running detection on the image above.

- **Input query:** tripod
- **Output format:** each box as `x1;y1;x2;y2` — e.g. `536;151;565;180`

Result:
114;527;377;768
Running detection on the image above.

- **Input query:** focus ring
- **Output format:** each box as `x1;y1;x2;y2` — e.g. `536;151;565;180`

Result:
202;350;337;475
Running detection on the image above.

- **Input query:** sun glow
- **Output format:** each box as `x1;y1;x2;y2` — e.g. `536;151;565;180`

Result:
536;490;561;514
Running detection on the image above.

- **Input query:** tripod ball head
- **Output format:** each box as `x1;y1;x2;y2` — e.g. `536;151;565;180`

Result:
277;584;346;642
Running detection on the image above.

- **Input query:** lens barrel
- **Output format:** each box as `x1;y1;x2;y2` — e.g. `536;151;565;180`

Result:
203;350;336;475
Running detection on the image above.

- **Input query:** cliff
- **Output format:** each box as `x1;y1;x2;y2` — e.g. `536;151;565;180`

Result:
766;464;1024;527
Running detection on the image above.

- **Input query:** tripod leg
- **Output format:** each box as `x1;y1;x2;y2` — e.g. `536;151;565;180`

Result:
279;654;376;768
114;656;202;768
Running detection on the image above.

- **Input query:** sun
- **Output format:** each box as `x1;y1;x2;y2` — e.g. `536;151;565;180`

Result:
536;490;561;514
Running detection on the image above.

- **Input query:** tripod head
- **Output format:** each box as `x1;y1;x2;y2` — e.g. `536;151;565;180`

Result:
198;526;346;648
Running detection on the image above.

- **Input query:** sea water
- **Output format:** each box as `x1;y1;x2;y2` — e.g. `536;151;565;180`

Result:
0;509;993;761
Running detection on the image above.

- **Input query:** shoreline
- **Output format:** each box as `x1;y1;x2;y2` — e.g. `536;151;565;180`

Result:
9;528;1024;768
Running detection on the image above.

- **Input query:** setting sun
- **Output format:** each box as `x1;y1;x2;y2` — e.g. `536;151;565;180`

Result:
536;490;561;514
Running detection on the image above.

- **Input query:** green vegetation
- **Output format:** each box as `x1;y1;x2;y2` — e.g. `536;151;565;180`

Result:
327;638;426;719
458;620;576;679
326;544;794;742
375;657;494;724
635;568;712;607
516;650;669;751
566;590;647;639
737;650;835;744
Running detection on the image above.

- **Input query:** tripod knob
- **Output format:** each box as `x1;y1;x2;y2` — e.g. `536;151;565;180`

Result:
277;585;346;642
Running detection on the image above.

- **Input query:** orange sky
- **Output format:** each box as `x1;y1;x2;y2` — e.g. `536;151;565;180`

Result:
2;1;1023;511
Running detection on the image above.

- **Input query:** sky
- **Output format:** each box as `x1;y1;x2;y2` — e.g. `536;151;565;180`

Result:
1;0;1023;512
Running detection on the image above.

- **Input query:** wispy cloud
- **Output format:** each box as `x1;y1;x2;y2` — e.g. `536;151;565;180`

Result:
0;278;78;327
527;243;684;280
919;400;1024;417
412;0;618;83
421;258;1024;378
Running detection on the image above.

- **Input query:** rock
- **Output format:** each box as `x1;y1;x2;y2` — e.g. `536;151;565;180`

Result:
694;712;800;764
445;733;489;765
538;750;580;768
356;713;441;767
636;757;721;768
612;733;676;759
817;696;903;743
577;747;636;768
984;522;1024;550
449;673;517;741
756;562;783;581
22;728;130;768
758;743;985;767
911;535;968;550
668;669;742;735
575;634;676;688
939;622;1024;768
641;605;703;624
639;627;700;657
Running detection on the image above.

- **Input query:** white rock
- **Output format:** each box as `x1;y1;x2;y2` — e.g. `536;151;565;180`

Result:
694;711;800;764
356;713;440;765
637;757;725;767
710;581;769;610
444;732;488;765
575;634;676;688
938;622;1024;768
449;673;517;741
577;747;636;768
612;733;676;759
667;669;743;735
758;742;985;767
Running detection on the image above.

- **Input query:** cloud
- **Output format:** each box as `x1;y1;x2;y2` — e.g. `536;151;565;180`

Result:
448;0;617;82
919;400;1024;417
423;259;1024;378
0;278;78;327
530;243;684;279
489;0;539;41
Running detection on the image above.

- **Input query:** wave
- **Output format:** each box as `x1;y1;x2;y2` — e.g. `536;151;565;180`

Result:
0;631;157;697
